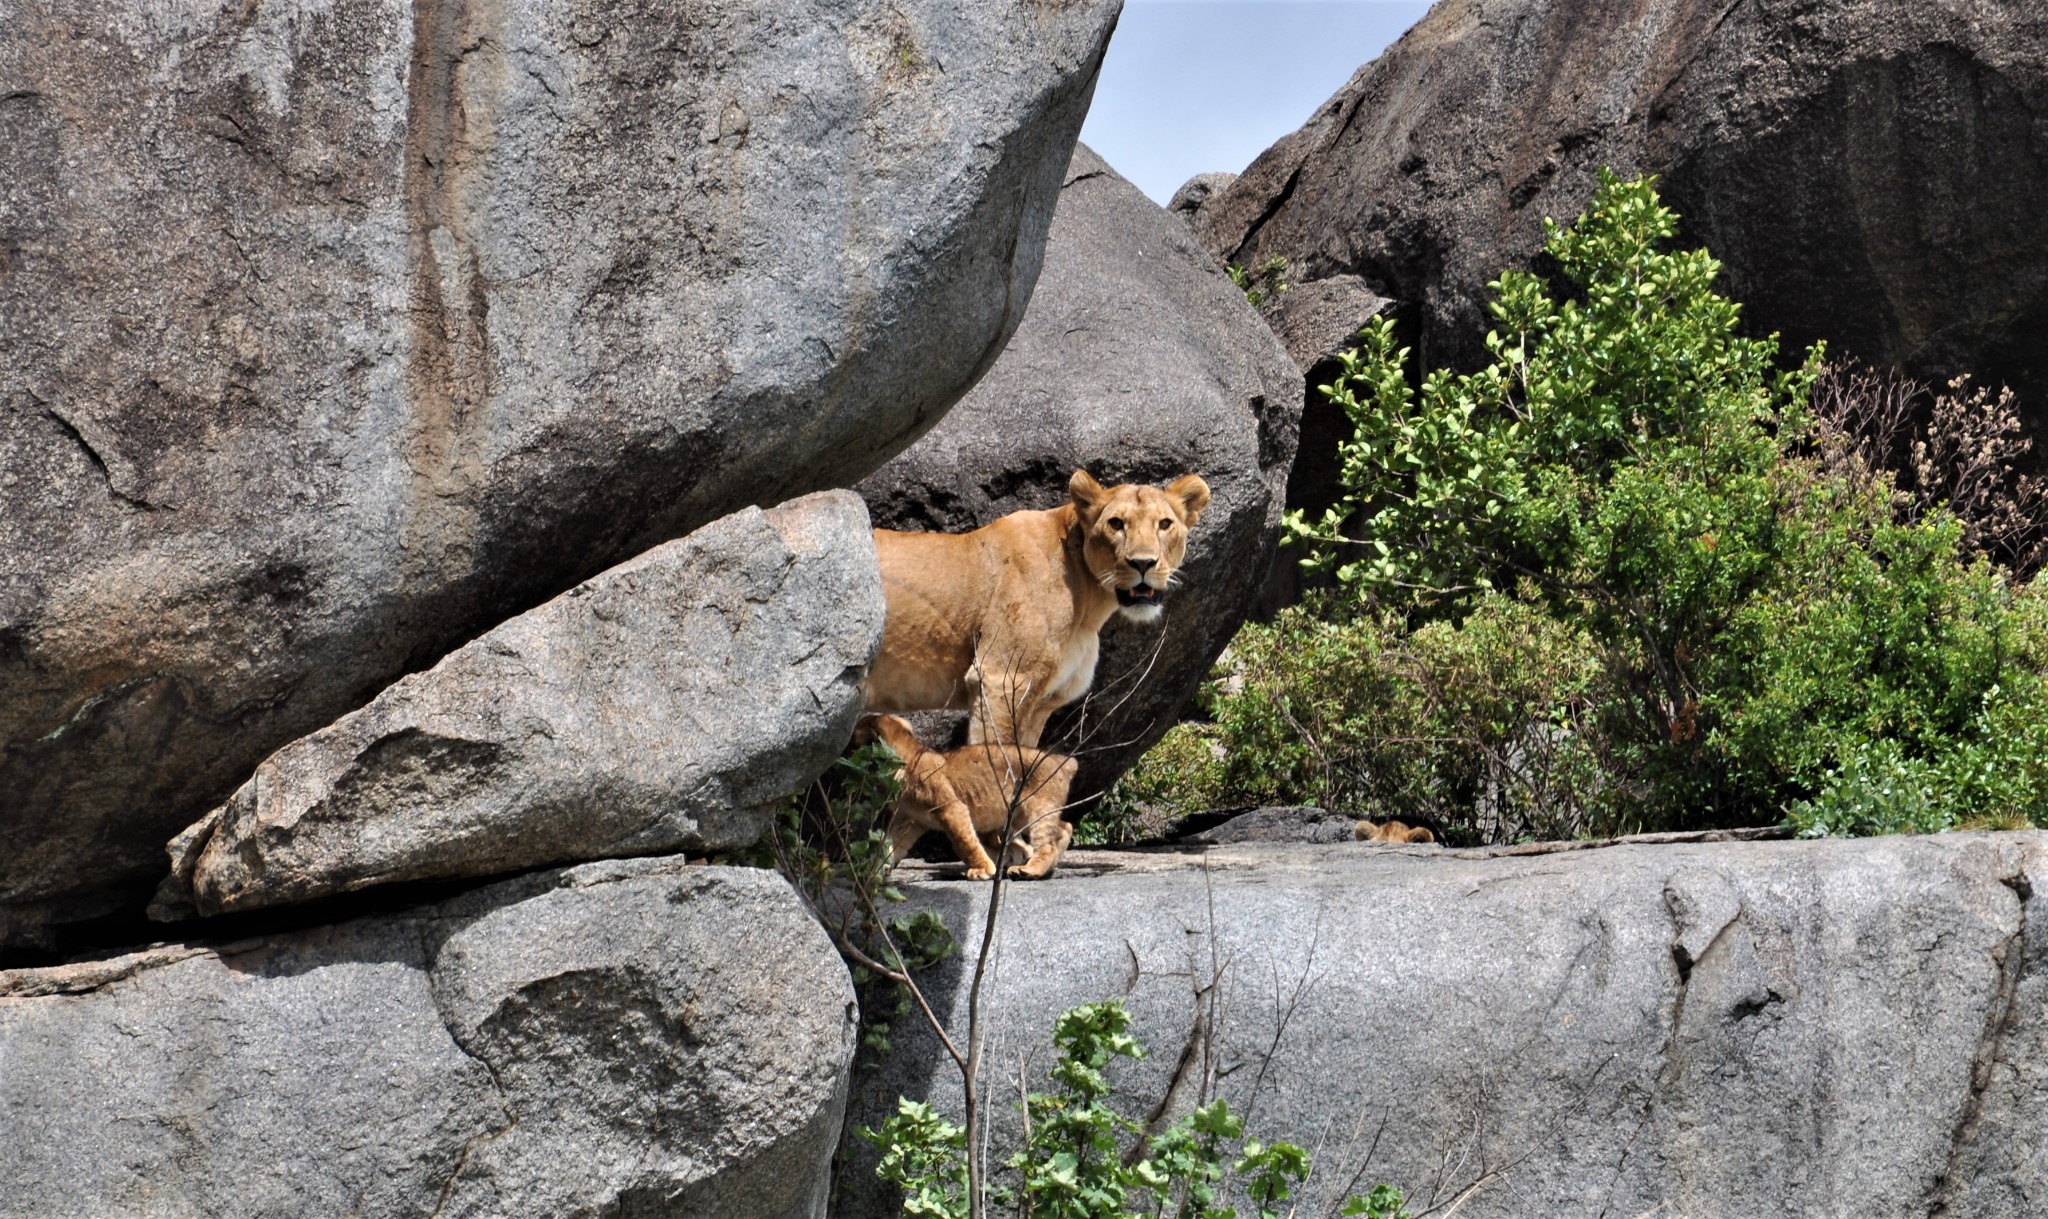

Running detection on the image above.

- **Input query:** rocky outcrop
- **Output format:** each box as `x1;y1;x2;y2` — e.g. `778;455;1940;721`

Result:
1197;0;2048;419
151;491;880;919
1166;171;1237;225
1176;804;1369;844
1;857;857;1219
0;0;1120;945
857;145;1301;801
838;833;2048;1218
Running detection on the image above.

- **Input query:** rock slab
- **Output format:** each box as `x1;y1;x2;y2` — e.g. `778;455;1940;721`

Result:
1;857;857;1219
1198;0;2048;420
838;833;2048;1218
858;144;1301;800
0;0;1119;944
154;491;881;919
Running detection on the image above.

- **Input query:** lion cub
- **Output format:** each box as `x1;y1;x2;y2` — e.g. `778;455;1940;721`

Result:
858;714;1077;880
1354;819;1437;844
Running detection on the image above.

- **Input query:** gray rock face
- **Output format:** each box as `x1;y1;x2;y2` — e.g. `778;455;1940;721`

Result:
839;833;2048;1218
1196;0;2048;419
857;145;1301;802
1;857;857;1219
152;491;880;919
0;0;1119;944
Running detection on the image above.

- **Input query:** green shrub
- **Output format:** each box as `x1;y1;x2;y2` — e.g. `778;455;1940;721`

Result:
1117;592;1624;841
862;999;1403;1219
1124;171;2048;839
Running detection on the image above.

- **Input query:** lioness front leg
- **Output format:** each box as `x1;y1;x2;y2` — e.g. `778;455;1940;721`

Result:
969;666;1060;748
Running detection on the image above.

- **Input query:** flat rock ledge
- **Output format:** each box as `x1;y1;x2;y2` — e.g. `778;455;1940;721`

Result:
1;857;857;1219
840;832;2048;1218
154;491;881;920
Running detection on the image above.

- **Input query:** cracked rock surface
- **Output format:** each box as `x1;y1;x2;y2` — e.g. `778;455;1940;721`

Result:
0;0;1119;947
153;491;881;919
837;832;2048;1218
0;857;856;1219
856;145;1301;801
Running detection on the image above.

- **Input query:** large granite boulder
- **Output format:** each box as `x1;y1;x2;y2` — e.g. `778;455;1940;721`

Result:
0;0;1120;946
1;857;857;1219
838;833;2048;1218
857;145;1301;803
1196;0;2048;420
151;491;880;920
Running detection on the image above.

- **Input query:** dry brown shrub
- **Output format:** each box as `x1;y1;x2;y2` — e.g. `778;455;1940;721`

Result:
1808;362;2048;577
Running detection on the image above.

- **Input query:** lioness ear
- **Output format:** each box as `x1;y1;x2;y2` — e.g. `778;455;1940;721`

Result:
1068;469;1109;519
1168;474;1211;525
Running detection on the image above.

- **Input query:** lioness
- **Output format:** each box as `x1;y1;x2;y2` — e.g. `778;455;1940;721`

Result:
866;469;1210;746
859;713;1077;880
1355;819;1437;844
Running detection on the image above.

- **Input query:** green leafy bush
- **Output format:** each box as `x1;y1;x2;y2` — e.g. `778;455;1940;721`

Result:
862;999;1400;1219
1123;171;2048;839
1118;594;1620;840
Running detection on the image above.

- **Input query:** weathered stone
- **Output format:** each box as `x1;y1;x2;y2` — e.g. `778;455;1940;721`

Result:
838;833;2048;1218
1197;0;2048;423
1;857;857;1219
152;491;880;919
1166;171;1237;224
1260;274;1392;377
0;0;1120;944
1251;274;1393;606
1178;804;1365;845
857;145;1300;802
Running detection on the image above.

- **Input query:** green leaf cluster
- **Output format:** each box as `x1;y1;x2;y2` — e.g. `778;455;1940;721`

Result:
864;999;1396;1219
1226;256;1290;308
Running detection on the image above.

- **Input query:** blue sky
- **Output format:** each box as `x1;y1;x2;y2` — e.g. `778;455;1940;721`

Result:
1079;0;1433;204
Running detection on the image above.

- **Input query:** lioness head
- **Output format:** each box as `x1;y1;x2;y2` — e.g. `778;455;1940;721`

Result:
1069;469;1211;623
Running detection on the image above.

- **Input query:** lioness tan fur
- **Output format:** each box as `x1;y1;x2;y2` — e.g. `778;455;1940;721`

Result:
866;469;1211;747
1355;819;1437;844
859;714;1077;880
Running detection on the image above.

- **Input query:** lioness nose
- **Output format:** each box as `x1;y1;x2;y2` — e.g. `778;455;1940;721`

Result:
1128;557;1156;575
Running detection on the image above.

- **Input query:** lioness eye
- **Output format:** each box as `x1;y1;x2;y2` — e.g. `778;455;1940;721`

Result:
1159;519;1173;531
1107;517;1124;531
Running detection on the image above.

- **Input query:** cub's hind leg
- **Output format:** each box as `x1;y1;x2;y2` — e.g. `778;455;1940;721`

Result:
1006;751;1078;879
1007;816;1072;880
886;809;931;867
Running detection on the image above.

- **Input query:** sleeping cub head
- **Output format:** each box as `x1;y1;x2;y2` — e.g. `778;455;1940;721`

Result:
1069;469;1211;623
